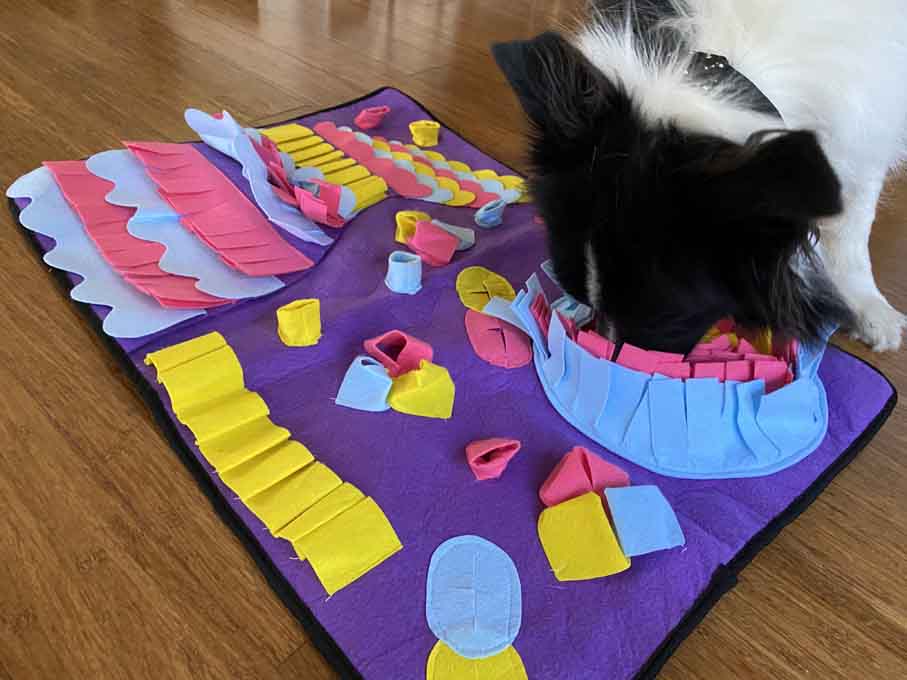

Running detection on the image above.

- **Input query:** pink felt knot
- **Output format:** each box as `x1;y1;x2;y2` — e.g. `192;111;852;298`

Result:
466;438;522;480
539;446;630;507
363;330;434;378
407;220;459;267
355;106;391;130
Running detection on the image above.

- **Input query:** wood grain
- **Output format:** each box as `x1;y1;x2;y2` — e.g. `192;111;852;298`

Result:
0;1;904;678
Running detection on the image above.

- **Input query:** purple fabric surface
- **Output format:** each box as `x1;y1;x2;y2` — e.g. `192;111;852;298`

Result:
15;88;895;679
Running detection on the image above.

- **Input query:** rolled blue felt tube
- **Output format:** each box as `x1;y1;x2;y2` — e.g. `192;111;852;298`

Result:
335;356;393;412
474;198;506;229
384;250;423;295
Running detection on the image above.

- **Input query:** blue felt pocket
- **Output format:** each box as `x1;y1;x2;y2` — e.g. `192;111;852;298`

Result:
598;364;650;449
735;380;781;464
573;348;612;428
648;378;688;468
756;378;823;453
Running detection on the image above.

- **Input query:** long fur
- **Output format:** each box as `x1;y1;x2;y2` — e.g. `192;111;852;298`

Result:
493;0;907;352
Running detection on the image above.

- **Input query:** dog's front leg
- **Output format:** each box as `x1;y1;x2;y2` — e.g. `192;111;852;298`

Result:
820;174;906;351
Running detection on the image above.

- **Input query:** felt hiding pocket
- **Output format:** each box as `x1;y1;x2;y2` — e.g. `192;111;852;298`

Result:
648;378;688;467
279;482;365;548
219;440;315;500
756;378;823;452
199;416;291;472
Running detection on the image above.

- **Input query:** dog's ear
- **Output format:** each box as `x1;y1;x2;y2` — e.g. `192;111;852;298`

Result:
702;130;843;224
492;32;608;141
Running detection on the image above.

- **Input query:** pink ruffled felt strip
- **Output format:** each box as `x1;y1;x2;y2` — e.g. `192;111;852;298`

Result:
465;438;522;480
313;122;433;199
464;310;532;369
539;446;630;507
363;330;434;378
44;161;228;310
125;141;313;276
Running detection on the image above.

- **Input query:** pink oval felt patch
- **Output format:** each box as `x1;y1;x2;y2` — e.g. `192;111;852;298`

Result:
464;310;532;369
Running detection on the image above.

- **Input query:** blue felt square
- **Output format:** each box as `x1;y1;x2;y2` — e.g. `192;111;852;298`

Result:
604;486;685;557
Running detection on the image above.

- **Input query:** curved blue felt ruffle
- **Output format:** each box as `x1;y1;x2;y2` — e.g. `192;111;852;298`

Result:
6;167;204;338
86;150;284;301
484;273;829;479
425;535;522;660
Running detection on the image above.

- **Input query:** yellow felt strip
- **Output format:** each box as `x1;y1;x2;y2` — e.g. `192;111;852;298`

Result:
246;462;343;533
291;143;337;163
426;642;528;680
260;123;312;144
279;482;365;545
323;165;370;185
347;175;387;211
391;151;414;162
294;497;402;595
279;135;325;154
155;345;246;417
447;160;471;173
422;150;446;162
144;331;225;373
318;157;358;175
198;416;291;471
184;391;270;445
220;440;316;500
303;149;345;167
472;169;499;180
537;492;630;581
372;140;391;152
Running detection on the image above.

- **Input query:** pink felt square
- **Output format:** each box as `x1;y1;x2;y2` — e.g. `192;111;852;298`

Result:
408;221;458;267
754;360;791;393
725;360;753;382
656;362;692;379
576;330;614;360
616;343;660;374
692;362;726;380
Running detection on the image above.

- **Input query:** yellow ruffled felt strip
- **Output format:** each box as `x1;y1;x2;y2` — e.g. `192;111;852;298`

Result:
145;332;402;594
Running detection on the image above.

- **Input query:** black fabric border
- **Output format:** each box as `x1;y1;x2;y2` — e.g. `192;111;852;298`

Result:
6;86;898;679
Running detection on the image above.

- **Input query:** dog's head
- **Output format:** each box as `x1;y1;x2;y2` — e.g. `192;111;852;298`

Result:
493;31;854;353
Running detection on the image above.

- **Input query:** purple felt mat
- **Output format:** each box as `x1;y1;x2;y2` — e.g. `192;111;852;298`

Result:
11;88;896;680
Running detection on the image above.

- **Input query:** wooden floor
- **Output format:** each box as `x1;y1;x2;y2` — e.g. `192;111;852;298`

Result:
0;1;905;678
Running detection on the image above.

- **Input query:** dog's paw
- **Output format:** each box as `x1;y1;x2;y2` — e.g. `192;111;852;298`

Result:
848;295;907;351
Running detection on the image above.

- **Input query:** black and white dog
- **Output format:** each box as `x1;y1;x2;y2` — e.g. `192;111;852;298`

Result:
493;0;907;353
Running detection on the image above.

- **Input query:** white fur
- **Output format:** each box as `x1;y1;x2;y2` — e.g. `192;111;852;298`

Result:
575;0;907;350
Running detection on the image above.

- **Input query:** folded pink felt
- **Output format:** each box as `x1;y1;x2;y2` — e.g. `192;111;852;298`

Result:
363;330;433;377
539;446;630;507
465;438;522;481
464;310;531;369
354;105;390;130
407;221;458;267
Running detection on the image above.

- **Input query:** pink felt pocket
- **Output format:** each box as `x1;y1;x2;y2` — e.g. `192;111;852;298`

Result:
408;221;459;266
464;310;532;369
363;330;434;377
354;105;390;130
465;438;522;480
539;446;630;507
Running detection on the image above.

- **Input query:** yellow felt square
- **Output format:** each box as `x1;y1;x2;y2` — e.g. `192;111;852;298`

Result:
156;345;246;417
279;135;325;154
198;416;290;471
246;462;342;533
537;492;630;581
391;150;414;162
318;157;357;175
387;360;455;420
472;169;499;180
184;391;270;445
371;139;391;152
303;149;345;167
279;482;365;546
260;123;312;144
220;440;315;500
294;497;402;595
291;143;337;164
144;331;225;373
426;642;527;680
447;160;472;173
324;165;370;185
412;162;435;177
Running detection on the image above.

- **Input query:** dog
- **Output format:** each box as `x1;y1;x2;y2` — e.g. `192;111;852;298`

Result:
493;0;907;353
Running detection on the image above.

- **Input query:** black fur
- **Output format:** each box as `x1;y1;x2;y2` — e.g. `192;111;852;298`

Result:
492;29;855;354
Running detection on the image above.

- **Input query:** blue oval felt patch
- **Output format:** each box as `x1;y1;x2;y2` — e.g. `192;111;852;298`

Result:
425;535;522;659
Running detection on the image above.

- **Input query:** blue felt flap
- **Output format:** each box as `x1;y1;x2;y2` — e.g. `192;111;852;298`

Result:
599;364;650;449
511;274;548;356
552;340;582;411
425;535;522;660
574;347;612;428
756;378;823;453
685;378;725;468
735;380;780;464
542;312;568;386
649;378;688;468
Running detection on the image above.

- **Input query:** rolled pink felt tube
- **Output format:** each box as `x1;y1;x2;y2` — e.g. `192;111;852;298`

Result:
363;329;434;377
354;105;390;130
408;220;459;267
465;438;522;481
